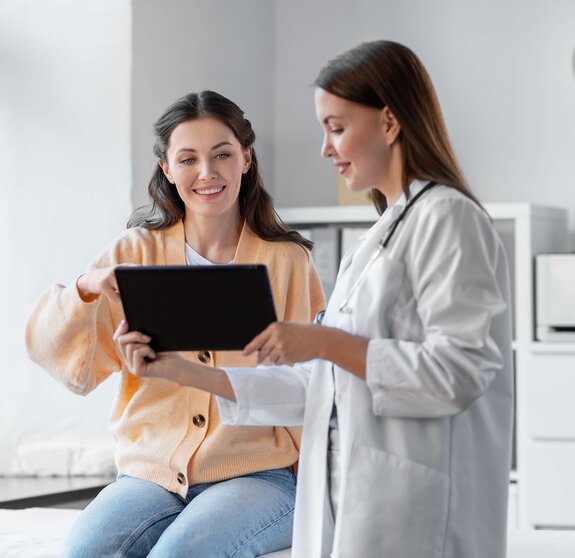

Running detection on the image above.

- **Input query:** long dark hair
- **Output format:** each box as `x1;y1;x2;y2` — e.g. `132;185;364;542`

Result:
128;90;312;250
315;40;482;214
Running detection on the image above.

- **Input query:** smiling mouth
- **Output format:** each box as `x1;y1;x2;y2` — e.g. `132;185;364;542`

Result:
335;163;350;175
193;186;226;196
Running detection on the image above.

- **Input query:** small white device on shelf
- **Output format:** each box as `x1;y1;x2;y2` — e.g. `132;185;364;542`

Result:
535;254;575;342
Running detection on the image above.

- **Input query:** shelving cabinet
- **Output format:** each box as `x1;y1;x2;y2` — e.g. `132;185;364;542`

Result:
523;347;575;528
278;203;569;531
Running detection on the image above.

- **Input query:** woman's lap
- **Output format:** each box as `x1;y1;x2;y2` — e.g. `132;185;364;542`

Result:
62;468;296;558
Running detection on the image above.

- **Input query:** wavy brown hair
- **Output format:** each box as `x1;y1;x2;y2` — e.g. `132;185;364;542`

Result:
128;90;312;250
315;40;482;214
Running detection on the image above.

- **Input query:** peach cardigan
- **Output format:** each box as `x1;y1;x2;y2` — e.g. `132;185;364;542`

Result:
25;221;325;497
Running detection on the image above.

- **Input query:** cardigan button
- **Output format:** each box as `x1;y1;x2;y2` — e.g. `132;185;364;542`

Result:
176;472;186;485
198;351;211;364
193;414;206;428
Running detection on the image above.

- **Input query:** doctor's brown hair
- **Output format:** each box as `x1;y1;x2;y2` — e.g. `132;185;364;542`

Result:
315;40;481;214
128;90;312;251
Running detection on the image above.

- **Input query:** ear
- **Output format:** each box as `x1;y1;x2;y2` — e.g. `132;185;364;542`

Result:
381;106;401;145
158;160;174;184
242;147;253;174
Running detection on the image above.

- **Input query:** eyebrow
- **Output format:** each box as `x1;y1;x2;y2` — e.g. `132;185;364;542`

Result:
176;141;233;155
323;115;341;125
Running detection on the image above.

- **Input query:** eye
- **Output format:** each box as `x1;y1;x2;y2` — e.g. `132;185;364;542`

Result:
330;128;343;135
180;157;195;165
215;152;231;160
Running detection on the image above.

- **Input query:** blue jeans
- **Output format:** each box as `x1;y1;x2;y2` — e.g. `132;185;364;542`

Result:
62;468;296;557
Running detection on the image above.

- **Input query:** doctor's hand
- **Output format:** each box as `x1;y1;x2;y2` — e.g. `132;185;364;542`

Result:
243;322;327;365
113;320;186;382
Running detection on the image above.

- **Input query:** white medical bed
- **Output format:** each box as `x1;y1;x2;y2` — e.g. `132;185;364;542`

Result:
0;507;291;558
1;506;575;558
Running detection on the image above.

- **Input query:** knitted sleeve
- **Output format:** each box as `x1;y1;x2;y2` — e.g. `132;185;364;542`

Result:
24;228;150;394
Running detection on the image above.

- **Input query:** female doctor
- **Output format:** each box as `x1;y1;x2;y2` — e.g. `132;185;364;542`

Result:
115;40;514;558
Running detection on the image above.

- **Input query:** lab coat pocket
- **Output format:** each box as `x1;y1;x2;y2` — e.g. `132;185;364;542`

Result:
335;441;449;558
351;256;405;337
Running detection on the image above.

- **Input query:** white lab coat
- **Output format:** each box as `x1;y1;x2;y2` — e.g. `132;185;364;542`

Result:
218;180;513;558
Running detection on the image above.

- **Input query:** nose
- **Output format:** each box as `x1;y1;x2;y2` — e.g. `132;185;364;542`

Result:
198;158;215;180
320;134;333;159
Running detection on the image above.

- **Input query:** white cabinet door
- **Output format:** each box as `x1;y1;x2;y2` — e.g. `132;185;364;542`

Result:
525;354;575;440
525;444;575;527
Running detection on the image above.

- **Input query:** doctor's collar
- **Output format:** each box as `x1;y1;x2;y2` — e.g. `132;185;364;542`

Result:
390;179;431;210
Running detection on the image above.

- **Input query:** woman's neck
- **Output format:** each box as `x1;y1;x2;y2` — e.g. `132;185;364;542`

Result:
183;208;243;264
376;143;405;205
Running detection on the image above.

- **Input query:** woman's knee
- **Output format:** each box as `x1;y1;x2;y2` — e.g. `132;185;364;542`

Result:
149;470;295;558
62;476;183;558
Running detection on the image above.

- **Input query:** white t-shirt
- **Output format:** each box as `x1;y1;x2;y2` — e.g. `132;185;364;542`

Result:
185;243;233;266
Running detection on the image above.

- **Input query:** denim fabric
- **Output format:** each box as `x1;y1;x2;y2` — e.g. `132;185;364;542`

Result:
62;468;296;558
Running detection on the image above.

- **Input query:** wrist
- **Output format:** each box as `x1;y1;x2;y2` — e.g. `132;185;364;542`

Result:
317;325;334;361
76;274;99;303
173;356;192;384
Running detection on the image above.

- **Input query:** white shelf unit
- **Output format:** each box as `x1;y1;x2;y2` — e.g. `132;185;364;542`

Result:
278;203;569;531
522;342;575;529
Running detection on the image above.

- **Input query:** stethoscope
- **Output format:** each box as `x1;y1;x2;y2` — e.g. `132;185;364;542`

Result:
315;180;437;323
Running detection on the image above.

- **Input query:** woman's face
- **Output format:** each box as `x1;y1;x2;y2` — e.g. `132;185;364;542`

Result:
314;88;395;194
160;117;251;220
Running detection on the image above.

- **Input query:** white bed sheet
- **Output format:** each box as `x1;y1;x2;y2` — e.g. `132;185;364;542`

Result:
0;507;80;558
0;507;291;558
3;507;573;558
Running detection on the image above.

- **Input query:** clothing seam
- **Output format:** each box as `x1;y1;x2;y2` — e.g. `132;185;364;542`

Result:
114;506;183;557
438;419;453;558
228;503;295;558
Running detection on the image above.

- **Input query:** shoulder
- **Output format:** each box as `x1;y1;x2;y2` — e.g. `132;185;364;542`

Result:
91;224;179;267
243;226;312;266
411;185;493;234
109;226;163;254
420;184;484;213
400;185;502;261
274;238;312;260
271;240;313;270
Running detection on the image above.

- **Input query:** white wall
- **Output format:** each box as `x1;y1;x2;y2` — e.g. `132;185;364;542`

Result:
131;0;275;211
0;0;132;474
131;0;575;231
272;0;575;235
3;0;575;475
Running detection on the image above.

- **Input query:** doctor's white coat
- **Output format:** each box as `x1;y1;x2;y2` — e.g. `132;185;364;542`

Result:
218;181;513;558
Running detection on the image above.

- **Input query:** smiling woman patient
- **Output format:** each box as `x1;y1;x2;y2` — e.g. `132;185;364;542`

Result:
25;90;325;558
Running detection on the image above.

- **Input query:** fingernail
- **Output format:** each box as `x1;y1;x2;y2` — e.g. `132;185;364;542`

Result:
143;335;151;342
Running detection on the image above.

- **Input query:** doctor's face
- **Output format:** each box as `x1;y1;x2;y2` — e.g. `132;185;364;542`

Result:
315;88;392;193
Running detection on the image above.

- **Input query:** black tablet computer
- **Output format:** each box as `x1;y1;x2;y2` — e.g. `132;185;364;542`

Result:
115;265;277;352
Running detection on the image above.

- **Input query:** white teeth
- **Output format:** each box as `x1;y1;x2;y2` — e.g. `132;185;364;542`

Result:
196;187;224;195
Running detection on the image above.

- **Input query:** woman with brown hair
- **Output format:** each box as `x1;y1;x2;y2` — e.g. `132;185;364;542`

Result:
116;42;513;557
25;90;325;557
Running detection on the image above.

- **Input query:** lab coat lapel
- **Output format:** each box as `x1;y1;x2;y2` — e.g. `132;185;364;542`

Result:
292;358;335;558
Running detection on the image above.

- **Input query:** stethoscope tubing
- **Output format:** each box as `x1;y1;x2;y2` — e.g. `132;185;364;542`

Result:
337;181;438;315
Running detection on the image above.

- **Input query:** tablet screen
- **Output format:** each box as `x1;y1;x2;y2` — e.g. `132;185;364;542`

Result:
115;265;277;352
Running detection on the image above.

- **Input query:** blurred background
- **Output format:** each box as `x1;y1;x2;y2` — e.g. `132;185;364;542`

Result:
0;0;574;486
